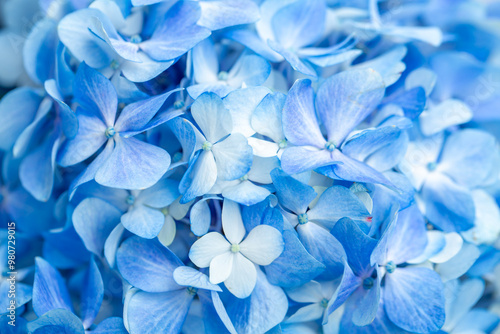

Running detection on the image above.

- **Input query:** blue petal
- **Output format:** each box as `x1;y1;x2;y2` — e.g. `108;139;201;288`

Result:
80;258;103;329
173;266;222;291
189;196;220;236
297;222;345;279
438;129;497;188
140;1;211;61
197;0;260;30
124;289;193;334
386;205;428;265
268;40;317;77
91;317;127;333
353;46;407;86
223;86;271;137
0;315;27;333
0;281;32;314
327;265;361;317
270;0;325;49
27;309;84;334
58;9;115;69
436;243;480;281
265;230;326;288
68;139;114;199
116;236;183;292
222;180;271;206
23;18;58;84
384;267;445;333
270;168;317;215
19;125;60;201
74;63;117;126
351;277;381;326
57;108;107;167
95;137;170;189
381;87;426;119
228;55;272;88
0;87;41;151
72;197;122;256
421;173;475;232
115;89;178;133
212;134;253;181
282;79;325;148
331;218;376;277
222;27;282;62
251;92;286;143
179;151;218;203
45;80;78;139
221;269;288;333
32;257;73;316
315;68;385;146
281;146;338;176
121;205;164;239
317;150;393;187
308;186;371;230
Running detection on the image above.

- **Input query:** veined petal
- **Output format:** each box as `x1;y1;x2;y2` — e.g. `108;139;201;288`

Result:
315;68;385;146
74;62;117;126
191;92;232;143
282;79;325;148
281;146;337;175
95;137;170;190
179;151;218;203
173;266;222;292
212;134;253;181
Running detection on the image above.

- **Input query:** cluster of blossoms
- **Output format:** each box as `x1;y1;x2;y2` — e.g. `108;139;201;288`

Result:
2;0;500;333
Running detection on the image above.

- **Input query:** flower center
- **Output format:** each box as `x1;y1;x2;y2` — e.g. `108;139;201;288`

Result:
130;34;142;44
278;139;288;149
298;213;309;225
161;207;169;216
385;261;396;274
105;126;116;138
325;141;336;151
187;286;198;295
126;195;135;205
427;162;437;171
172;152;183;162
174;100;185;109
363;277;374;290
202;141;213;151
110;60;120;70
320;298;329;309
218;71;229;81
239;174;248;181
231;244;240;253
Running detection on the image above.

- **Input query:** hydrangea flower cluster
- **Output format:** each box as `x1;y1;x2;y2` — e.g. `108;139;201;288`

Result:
1;0;500;333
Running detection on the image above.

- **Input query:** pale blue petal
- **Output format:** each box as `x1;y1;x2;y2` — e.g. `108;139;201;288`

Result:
198;0;260;30
95;137;170;190
121;205;164;239
180;151;218;203
191;92;232;143
212;134;253;181
140;1;211;61
315;68;385;146
265;230;326;289
116;236;183;292
0;87;41;151
27;309;84;334
282;79;325;148
270;168;317;214
384;267;445;333
125;289;193;334
173;266;222;292
251;92;286;143
32;257;73;316
72;197;122;256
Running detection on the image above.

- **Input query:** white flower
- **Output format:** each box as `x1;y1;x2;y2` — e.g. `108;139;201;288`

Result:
188;199;284;298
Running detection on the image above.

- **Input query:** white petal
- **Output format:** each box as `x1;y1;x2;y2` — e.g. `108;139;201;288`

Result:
209;252;234;284
157;215;176;247
189;232;230;268
222;199;246;244
240;225;284;265
247;137;279;158
224;252;257;298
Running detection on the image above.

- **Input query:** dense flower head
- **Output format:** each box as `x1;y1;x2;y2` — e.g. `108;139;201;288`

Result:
1;0;500;333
